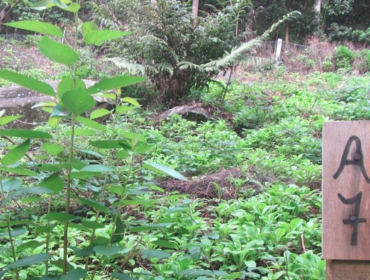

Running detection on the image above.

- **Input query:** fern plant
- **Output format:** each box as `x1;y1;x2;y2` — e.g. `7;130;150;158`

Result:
94;0;300;106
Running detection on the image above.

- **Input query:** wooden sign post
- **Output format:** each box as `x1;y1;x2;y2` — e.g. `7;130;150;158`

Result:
323;121;370;279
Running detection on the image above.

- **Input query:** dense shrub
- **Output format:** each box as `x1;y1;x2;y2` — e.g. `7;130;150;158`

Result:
334;45;355;70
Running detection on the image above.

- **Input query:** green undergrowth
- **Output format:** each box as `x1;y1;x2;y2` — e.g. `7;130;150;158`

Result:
1;69;370;279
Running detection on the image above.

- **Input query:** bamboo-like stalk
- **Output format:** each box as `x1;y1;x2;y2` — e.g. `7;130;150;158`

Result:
62;1;80;274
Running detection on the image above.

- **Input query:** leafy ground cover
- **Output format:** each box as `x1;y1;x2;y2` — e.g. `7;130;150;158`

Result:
2;68;370;279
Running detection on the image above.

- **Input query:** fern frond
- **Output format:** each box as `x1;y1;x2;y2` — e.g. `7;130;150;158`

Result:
178;61;206;72
104;57;157;75
203;11;301;70
155;62;174;75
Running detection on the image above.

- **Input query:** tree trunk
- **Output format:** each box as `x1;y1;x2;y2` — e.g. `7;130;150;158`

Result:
192;0;199;19
285;23;290;48
315;0;322;15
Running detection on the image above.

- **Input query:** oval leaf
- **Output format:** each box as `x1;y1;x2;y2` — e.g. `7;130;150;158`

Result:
5;253;49;270
60;268;87;280
144;162;188;181
58;78;86;99
89;140;131;149
39;37;79;66
94;246;122;258
87;75;146;94
0;115;23;126
76;116;106;132
140;249;170;260
0;129;52;139
45;213;79;222
41;143;64;155
1;140;30;166
0;70;55;96
90;108;111;120
4;20;62;37
84;30;132;46
39;174;64;193
62;88;95;116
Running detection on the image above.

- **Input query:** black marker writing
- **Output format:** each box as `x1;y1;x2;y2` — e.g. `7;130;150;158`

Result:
333;135;370;183
338;191;366;246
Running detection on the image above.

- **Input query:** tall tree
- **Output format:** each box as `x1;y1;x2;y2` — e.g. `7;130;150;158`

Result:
252;0;318;43
323;0;370;41
192;0;199;18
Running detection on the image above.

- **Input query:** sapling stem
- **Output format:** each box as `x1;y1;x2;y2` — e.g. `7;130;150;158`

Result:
45;195;52;275
7;216;19;280
62;1;80;274
0;174;4;196
63;114;76;275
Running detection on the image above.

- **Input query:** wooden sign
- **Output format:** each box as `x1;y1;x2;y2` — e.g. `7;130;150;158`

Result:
323;121;370;260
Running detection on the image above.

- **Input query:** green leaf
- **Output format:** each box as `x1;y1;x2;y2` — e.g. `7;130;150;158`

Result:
74;196;109;214
1;227;27;238
189;246;201;262
58;78;86;99
152;240;177;249
1;179;22;192
71;171;102;179
76;116;106;132
36;224;56;234
44;213;79;222
4;20;62;37
82;220;105;229
39;174;64;193
1;140;30;166
116;105;135;114
79;149;103;158
17;241;43;252
60;268;87;280
87;75;146;94
111;216;125;243
39;37;79;66
0;129;52;139
112;272;137;280
140;249;170;260
121;132;146;143
62;88;95;116
41;143;64;155
0;219;31;228
31;0;56;10
122;97;140;107
134;144;154;155
32;0;80;13
178;269;215;277
0;115;23;126
94;245;122;258
82;21;131;46
130;223;174;232
0;167;38;176
61;3;80;13
81;21;97;38
144;162;188;181
90;108;111;119
0;70;55;96
90;140;131;149
20;196;43;203
4;253;49;269
80;165;114;172
116;150;130;159
112;199;154;207
2;187;53;206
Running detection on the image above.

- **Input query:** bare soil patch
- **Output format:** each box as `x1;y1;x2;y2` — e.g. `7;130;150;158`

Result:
159;168;260;199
